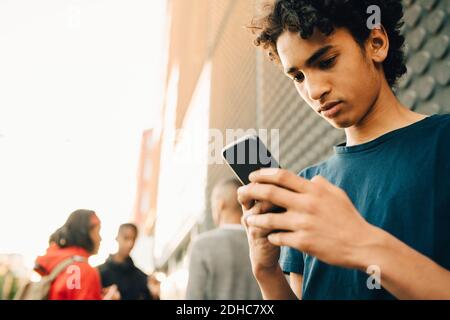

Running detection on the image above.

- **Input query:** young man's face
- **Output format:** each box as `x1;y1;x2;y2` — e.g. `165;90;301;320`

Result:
117;227;137;257
276;27;382;129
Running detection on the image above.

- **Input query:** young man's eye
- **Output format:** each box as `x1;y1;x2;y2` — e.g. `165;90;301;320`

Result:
293;73;305;83
319;56;337;69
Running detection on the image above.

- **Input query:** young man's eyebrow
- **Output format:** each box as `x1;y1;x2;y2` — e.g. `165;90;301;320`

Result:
285;45;335;75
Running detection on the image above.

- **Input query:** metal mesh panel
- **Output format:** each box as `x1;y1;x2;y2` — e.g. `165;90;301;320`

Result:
204;0;258;230
398;0;450;114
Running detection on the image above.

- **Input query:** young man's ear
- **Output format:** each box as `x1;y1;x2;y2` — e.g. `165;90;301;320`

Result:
367;25;389;63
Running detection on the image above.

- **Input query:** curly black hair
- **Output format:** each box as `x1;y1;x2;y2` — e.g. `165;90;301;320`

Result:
250;0;407;88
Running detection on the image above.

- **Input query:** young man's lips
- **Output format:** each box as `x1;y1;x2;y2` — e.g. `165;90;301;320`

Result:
319;101;342;118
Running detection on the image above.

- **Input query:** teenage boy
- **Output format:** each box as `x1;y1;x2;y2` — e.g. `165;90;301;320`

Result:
238;0;450;299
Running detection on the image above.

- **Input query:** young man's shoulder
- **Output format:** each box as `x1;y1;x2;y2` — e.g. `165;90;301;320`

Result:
431;113;450;135
422;113;450;152
429;113;450;123
422;113;450;132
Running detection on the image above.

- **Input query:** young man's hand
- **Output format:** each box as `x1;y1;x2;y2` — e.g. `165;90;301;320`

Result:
238;193;282;278
238;168;379;270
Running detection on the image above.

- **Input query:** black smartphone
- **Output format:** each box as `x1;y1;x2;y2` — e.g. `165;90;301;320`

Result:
222;134;285;213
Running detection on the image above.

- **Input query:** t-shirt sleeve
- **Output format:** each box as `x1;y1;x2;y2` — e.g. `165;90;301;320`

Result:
435;115;450;269
279;246;304;275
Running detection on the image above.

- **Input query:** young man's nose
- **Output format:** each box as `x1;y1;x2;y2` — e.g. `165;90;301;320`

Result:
305;76;330;102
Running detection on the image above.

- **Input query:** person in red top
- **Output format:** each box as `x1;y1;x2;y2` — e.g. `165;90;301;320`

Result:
35;209;104;300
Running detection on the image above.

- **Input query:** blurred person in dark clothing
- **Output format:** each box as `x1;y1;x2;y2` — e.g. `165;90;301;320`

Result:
148;273;161;300
98;223;152;300
186;179;262;300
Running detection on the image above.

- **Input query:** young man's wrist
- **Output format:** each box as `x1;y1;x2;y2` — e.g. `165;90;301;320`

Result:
253;263;283;281
350;224;392;273
253;264;298;300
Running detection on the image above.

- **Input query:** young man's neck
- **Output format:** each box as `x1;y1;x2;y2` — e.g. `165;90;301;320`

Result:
345;81;426;147
113;252;129;263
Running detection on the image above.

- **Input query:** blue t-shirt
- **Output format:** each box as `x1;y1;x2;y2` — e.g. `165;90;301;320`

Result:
280;114;450;299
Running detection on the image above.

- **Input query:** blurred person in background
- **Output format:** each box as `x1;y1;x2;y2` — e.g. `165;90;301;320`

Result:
98;223;152;300
34;209;115;300
186;179;262;300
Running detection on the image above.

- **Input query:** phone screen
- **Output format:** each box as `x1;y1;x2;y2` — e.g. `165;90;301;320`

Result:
222;135;280;185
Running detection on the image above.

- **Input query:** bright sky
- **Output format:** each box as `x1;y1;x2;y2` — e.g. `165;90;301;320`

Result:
0;0;167;270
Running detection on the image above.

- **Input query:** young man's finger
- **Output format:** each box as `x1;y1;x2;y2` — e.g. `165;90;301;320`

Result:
248;200;278;215
267;231;304;248
259;200;278;213
238;182;306;211
246;212;296;232
241;212;251;229
249;168;312;194
237;186;257;210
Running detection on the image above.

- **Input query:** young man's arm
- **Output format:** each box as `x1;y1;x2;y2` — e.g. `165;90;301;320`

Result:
240;169;450;300
253;265;298;300
354;226;450;299
238;199;298;300
290;273;303;299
